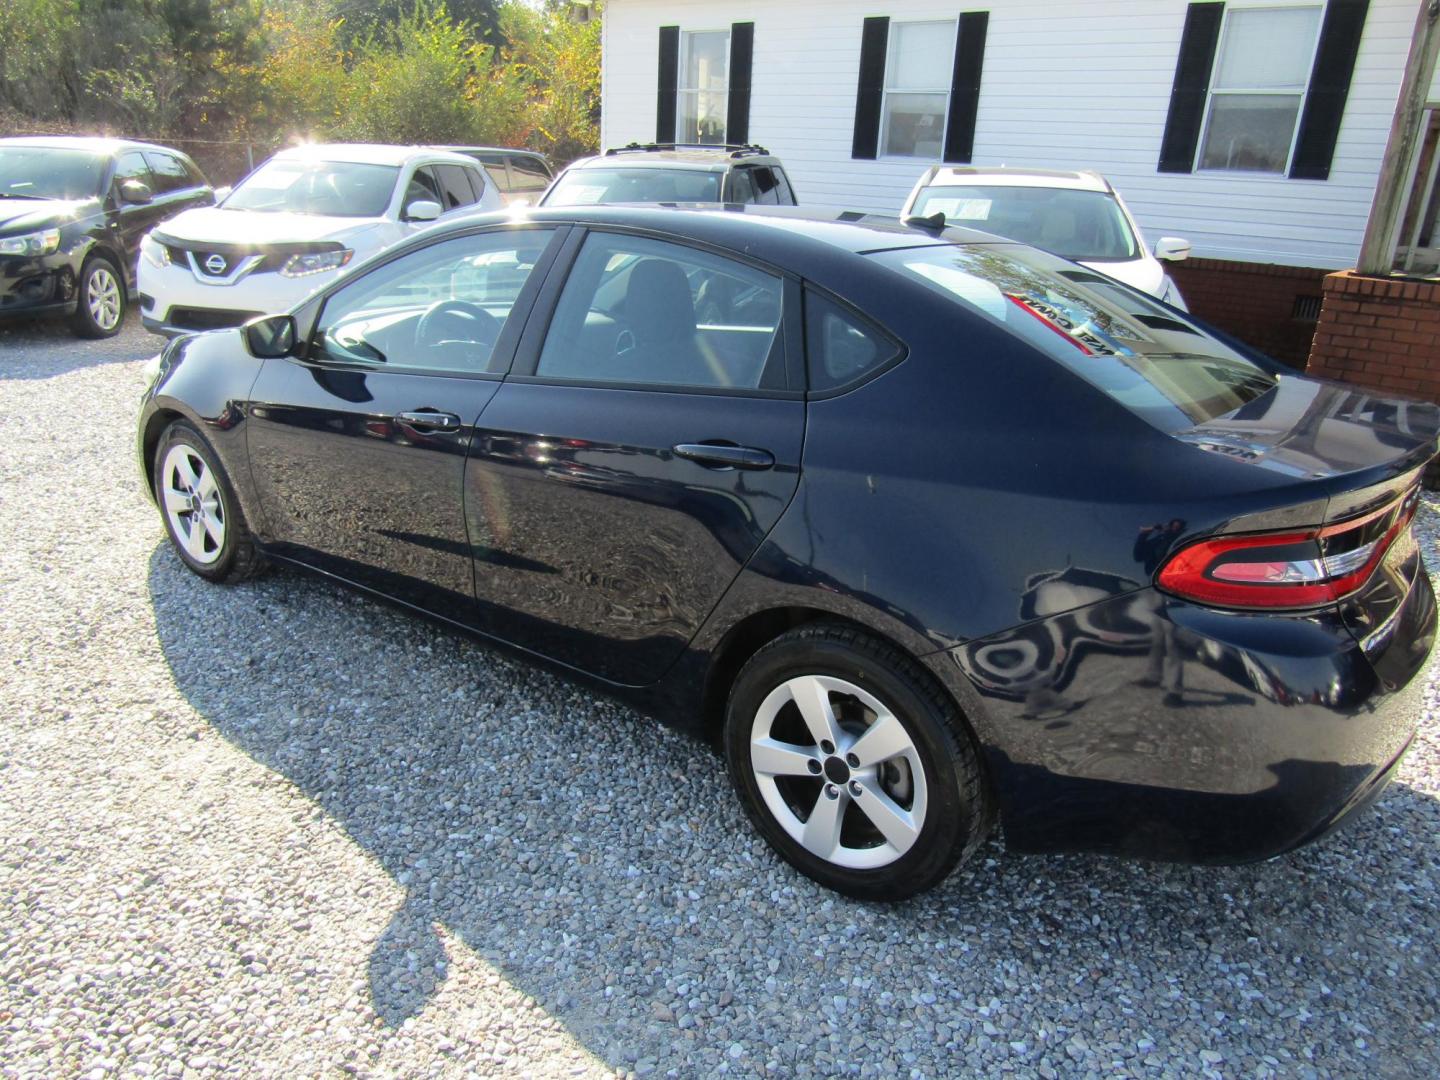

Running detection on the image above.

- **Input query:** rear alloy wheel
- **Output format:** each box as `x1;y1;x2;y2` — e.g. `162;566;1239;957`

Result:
72;255;125;338
724;624;993;901
153;422;264;583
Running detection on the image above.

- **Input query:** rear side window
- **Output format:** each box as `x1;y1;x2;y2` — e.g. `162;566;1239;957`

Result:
751;167;780;206
872;244;1277;429
805;291;900;392
729;169;757;203
773;170;796;205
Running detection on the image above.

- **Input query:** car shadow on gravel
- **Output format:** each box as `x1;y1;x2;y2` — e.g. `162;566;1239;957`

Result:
147;544;1440;1077
0;313;158;379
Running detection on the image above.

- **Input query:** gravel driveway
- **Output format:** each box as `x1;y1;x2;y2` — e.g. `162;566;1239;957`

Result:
2;313;1439;1079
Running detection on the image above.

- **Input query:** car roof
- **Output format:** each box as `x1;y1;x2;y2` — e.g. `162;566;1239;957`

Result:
0;135;192;158
434;145;550;161
922;166;1111;193
271;143;479;168
457;203;1004;258
566;145;782;173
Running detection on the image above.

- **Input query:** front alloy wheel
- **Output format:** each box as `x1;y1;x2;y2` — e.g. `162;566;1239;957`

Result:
73;255;126;338
160;443;226;565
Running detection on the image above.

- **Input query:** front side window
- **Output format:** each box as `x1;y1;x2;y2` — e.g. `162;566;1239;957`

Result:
311;228;554;373
144;152;194;195
678;30;730;143
434;165;479;210
225;159;400;217
0;148;107;200
1198;6;1322;173
543;167;722;206
536;232;784;390
882;20;954;158
909;185;1139;261
113;152;153;196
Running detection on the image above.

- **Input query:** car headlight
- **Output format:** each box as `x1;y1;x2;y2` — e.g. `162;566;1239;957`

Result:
140;233;170;269
0;227;61;257
279;249;353;278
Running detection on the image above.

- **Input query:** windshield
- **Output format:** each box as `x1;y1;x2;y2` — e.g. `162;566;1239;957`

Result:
543;167;721;206
873;243;1277;430
226;159;399;217
910;185;1140;262
0;148;106;201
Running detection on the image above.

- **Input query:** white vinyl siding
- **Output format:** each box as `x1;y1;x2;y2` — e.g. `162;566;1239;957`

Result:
602;0;1422;268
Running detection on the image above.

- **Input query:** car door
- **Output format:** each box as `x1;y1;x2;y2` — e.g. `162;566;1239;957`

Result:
244;225;564;617
107;150;169;280
465;228;805;685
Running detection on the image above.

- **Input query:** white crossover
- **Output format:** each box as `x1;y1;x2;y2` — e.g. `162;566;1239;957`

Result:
138;143;503;335
900;166;1191;307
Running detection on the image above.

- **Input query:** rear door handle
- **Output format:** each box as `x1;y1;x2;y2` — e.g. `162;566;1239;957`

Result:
673;443;775;470
397;410;462;432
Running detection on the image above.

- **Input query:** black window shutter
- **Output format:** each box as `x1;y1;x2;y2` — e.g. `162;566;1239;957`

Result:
1290;0;1369;180
1157;2;1224;173
852;17;890;160
657;26;679;143
728;23;755;145
943;12;989;164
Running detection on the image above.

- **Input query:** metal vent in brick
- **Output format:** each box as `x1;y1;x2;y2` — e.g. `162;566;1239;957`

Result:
1291;294;1323;322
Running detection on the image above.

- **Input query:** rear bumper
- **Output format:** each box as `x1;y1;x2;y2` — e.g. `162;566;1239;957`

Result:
928;567;1435;864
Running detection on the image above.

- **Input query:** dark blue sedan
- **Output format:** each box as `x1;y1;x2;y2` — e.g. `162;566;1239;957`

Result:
137;206;1438;899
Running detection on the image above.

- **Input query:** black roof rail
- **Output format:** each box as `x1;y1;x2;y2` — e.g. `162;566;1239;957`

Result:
604;142;772;158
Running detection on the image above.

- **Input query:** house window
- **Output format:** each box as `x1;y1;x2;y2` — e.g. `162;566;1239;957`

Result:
677;30;730;143
881;21;955;158
1197;5;1322;173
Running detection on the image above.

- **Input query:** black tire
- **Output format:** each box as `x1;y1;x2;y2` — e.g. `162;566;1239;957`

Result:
72;254;126;338
723;623;993;901
152;421;266;583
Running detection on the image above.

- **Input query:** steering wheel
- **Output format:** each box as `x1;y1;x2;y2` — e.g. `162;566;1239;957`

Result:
414;300;502;356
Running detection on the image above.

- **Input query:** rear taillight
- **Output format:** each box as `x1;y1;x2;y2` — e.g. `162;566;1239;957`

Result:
1157;491;1418;609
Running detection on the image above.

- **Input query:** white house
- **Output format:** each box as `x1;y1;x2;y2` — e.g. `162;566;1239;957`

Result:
599;0;1438;274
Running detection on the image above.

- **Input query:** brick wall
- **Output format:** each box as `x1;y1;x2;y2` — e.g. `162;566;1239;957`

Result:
1168;258;1330;369
1305;272;1440;401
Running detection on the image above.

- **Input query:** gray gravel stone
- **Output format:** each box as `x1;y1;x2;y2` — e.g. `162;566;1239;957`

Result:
1;315;1438;1079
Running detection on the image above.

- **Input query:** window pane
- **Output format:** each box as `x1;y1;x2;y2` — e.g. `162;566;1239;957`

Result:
113;152;152;190
144;152;192;194
728;168;757;203
537;233;783;390
313;230;553;373
1214;7;1320;90
887;21;953;90
680;30;729;91
678;89;728;143
1199;94;1302;173
545;167;722;205
806;291;898;392
881;92;948;158
435;165;478;210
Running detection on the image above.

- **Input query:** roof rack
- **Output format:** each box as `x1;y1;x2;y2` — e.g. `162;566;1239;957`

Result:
604;142;772;158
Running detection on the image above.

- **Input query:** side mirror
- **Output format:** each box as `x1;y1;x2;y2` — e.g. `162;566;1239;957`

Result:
120;179;153;205
404;199;442;222
1154;236;1192;262
213;185;232;204
243;314;297;358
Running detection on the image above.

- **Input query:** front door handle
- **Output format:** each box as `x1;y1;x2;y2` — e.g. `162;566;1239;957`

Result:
397;410;461;432
673;443;775;470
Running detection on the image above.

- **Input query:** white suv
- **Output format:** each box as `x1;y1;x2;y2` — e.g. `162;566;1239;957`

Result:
900;166;1191;307
138;144;503;335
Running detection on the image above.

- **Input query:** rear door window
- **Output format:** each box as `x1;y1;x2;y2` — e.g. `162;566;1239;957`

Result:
728;169;757;203
536;232;785;390
507;155;552;194
750;167;780;206
773;170;797;205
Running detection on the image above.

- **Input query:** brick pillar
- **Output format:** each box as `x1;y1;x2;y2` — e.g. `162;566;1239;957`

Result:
1305;272;1440;402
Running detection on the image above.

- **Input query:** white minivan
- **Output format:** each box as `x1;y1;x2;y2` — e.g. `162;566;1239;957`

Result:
139;144;502;335
901;166;1191;307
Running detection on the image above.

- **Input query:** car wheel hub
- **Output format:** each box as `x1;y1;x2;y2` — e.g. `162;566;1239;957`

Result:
160;444;225;566
749;674;928;871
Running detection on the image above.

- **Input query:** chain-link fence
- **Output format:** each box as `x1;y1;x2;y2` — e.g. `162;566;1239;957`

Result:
0;118;277;187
